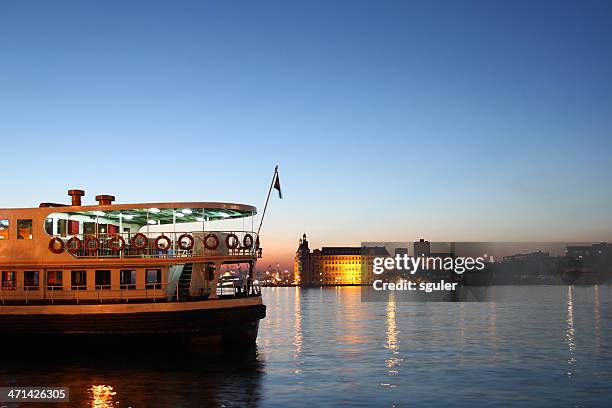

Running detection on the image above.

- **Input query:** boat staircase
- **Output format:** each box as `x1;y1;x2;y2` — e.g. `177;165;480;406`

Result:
178;263;193;299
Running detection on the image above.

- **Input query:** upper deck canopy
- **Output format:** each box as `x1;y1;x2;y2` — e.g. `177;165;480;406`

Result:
42;202;257;226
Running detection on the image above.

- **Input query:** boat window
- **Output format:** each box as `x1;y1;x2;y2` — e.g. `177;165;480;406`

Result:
145;269;162;289
120;270;136;289
84;222;96;235
95;270;111;289
17;219;33;240
24;271;39;290
45;218;53;235
71;270;87;290
57;219;68;237
47;271;63;290
68;220;79;235
0;219;9;240
1;271;16;290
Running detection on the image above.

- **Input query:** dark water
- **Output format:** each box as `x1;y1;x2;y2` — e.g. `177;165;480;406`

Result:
1;286;610;407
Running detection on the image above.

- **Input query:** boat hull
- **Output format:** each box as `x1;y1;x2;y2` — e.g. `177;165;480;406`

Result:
0;299;266;346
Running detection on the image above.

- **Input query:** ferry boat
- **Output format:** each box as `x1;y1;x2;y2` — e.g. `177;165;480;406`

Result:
0;189;265;346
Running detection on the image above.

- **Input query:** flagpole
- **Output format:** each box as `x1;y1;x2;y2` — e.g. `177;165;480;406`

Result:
257;165;278;235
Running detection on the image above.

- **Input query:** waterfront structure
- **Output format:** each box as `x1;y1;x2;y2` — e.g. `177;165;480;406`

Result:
502;251;550;262
467;244;612;285
294;234;389;286
565;243;612;258
260;264;292;286
0;189;265;344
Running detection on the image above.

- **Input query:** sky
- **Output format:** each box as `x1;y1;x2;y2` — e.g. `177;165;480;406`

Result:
1;0;611;270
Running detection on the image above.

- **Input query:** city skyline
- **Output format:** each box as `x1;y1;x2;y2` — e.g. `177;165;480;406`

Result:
1;1;611;271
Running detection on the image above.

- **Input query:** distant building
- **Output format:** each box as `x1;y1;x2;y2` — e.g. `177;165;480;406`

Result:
360;246;393;284
294;234;389;286
395;247;409;256
414;238;430;257
565;243;612;259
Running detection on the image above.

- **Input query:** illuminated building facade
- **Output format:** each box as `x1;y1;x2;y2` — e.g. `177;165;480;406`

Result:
294;234;389;286
314;247;364;285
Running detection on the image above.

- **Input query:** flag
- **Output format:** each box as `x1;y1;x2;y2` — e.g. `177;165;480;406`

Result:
273;170;282;199
257;166;282;234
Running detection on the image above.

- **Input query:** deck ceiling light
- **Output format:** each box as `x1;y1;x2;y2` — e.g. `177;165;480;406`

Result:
149;208;160;213
181;209;192;214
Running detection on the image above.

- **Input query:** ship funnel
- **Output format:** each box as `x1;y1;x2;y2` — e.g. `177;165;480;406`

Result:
68;189;85;206
95;195;115;205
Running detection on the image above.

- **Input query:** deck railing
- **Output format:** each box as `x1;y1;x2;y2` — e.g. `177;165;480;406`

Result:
0;282;262;305
50;231;262;259
1;283;173;304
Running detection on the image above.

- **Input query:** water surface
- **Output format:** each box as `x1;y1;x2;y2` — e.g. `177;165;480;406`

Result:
1;286;610;407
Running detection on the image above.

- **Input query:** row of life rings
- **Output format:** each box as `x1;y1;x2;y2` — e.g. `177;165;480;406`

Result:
203;233;257;251
49;233;257;254
49;235;134;254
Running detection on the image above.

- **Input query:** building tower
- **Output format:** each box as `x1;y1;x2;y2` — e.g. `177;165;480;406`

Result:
414;238;431;257
294;233;314;286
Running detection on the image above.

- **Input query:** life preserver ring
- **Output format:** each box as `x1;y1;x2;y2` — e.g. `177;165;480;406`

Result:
108;234;125;251
204;233;219;250
255;236;260;250
66;236;82;254
49;237;65;254
177;233;194;251
155;235;171;252
131;233;148;250
243;234;254;249
226;233;239;250
84;236;100;253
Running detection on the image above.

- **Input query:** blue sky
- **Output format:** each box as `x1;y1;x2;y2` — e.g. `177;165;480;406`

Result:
1;1;611;269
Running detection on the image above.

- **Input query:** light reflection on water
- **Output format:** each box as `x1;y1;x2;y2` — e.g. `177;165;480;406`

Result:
293;286;303;371
384;294;402;381
90;385;117;408
258;285;611;407
0;285;609;407
566;285;577;378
